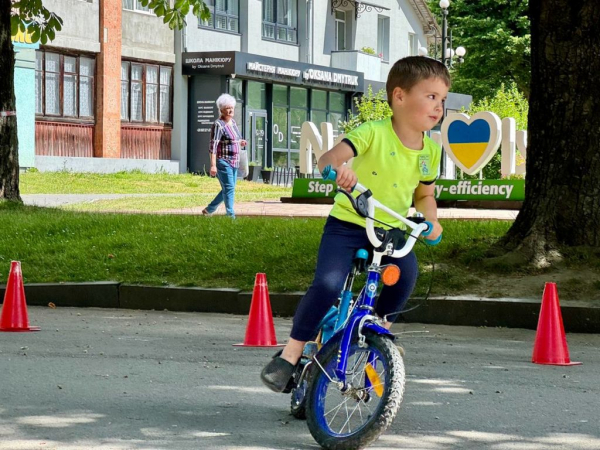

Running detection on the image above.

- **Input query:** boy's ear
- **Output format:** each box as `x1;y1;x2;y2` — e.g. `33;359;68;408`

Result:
391;87;405;105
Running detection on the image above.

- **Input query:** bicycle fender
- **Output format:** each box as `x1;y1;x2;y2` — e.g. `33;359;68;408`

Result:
363;322;396;340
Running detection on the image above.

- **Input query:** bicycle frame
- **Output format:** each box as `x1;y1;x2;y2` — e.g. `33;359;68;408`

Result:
310;166;436;390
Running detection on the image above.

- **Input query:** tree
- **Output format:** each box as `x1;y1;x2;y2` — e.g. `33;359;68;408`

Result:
1;0;209;202
496;0;600;266
428;0;530;102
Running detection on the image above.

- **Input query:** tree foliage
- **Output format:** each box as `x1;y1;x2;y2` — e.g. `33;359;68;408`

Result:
428;0;530;102
466;82;528;179
339;86;392;134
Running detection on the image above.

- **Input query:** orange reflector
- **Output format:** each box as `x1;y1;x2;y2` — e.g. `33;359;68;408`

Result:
365;363;384;397
381;264;401;286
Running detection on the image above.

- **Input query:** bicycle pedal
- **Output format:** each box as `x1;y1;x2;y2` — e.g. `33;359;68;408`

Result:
282;377;296;394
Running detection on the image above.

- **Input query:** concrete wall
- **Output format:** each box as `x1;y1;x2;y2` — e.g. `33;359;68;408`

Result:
122;10;175;63
43;0;100;53
311;0;335;67
172;31;188;173
185;14;242;52
13;47;37;169
181;0;429;76
36;156;180;174
243;0;300;61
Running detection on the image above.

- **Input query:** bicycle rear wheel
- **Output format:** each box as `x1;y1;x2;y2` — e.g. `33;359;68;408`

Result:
305;333;405;450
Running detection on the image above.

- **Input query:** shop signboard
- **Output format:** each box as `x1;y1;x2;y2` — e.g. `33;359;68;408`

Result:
182;51;364;91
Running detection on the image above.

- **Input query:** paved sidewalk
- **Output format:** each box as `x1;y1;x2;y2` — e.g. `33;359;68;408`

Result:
23;194;519;220
188;201;519;220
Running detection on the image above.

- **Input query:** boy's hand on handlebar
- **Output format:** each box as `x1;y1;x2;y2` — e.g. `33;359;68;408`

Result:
334;166;358;191
425;220;443;241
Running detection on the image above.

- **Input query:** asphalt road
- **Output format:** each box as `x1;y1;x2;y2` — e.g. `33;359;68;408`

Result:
1;307;599;450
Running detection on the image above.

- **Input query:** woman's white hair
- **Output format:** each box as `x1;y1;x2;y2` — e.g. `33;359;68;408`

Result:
216;93;237;110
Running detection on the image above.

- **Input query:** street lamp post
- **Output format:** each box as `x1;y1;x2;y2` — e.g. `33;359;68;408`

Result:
420;0;466;68
440;0;449;66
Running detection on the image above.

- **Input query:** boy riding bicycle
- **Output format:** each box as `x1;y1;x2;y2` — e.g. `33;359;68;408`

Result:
261;56;450;393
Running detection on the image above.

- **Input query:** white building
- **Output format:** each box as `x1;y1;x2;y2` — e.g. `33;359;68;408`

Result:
25;0;469;174
177;0;443;173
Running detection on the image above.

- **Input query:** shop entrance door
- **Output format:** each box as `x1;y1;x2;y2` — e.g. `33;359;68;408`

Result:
248;110;268;167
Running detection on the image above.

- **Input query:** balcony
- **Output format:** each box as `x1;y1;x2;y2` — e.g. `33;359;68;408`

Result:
331;50;382;82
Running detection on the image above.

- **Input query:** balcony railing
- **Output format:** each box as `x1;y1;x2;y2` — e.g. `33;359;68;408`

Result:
330;50;382;82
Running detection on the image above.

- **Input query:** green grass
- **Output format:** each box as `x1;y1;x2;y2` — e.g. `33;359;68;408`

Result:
0;202;512;294
20;171;292;212
20;170;291;196
11;171;600;301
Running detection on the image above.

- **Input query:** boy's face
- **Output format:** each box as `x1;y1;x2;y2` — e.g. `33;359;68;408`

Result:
392;77;449;132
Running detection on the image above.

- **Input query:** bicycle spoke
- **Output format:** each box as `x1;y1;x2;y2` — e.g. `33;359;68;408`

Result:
324;394;350;421
339;399;363;434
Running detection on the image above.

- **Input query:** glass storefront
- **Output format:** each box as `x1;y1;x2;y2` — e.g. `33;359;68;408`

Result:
273;85;348;168
229;78;244;125
228;79;349;168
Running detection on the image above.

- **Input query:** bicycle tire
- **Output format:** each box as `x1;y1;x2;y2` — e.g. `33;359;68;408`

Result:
305;333;405;450
290;379;308;419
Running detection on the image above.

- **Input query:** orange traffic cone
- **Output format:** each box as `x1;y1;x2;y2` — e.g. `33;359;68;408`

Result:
234;273;284;347
1;261;40;332
532;282;580;366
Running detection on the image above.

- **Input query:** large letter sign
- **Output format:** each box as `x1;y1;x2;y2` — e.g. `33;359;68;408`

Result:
441;112;502;175
292;114;527;202
298;122;345;175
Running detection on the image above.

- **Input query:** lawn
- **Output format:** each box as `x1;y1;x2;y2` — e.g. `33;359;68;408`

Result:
10;171;600;300
20;170;292;212
0;201;512;295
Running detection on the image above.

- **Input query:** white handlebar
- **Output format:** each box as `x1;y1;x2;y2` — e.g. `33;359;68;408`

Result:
351;182;429;259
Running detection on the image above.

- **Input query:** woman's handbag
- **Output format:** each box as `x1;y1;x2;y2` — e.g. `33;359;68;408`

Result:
238;149;249;178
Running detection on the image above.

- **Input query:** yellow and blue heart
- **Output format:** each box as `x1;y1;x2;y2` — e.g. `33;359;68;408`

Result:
447;119;491;170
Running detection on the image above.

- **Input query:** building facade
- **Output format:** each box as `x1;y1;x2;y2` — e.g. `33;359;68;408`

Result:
22;0;178;173
178;0;442;173
14;0;469;174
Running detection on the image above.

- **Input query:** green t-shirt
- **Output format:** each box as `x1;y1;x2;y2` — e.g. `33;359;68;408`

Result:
330;117;441;229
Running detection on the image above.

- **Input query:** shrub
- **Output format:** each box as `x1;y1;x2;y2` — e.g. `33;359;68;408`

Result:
339;86;392;134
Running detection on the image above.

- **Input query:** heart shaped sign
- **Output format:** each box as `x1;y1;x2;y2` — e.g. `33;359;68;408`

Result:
441;111;502;175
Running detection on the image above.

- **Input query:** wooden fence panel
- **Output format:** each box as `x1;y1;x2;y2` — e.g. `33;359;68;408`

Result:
35;121;94;157
121;126;171;160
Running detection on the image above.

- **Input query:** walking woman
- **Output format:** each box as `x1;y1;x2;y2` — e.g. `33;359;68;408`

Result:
202;93;247;218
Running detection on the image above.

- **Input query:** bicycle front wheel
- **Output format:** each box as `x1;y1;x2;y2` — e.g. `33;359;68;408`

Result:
306;333;405;450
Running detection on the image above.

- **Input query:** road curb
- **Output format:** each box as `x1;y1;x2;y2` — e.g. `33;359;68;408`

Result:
2;283;599;333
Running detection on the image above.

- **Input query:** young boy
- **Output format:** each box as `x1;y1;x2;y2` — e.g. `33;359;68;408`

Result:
261;56;449;392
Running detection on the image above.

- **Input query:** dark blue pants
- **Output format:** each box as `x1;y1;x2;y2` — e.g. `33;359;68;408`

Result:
206;159;238;218
290;216;419;341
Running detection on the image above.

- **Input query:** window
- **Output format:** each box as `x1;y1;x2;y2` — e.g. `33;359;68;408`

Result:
35;51;95;119
121;61;172;124
289;87;307;150
273;84;289;156
328;92;346;139
247;81;267;109
377;16;390;62
263;0;297;43
408;33;419;56
335;10;346;51
228;78;244;126
122;0;149;12
200;0;239;33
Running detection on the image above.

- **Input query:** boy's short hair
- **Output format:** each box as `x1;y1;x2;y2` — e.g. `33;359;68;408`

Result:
386;56;451;103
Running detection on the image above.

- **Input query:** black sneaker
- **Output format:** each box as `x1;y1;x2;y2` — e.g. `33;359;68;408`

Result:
261;351;298;393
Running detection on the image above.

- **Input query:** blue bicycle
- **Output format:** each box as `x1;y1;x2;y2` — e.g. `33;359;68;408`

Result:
289;166;440;449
